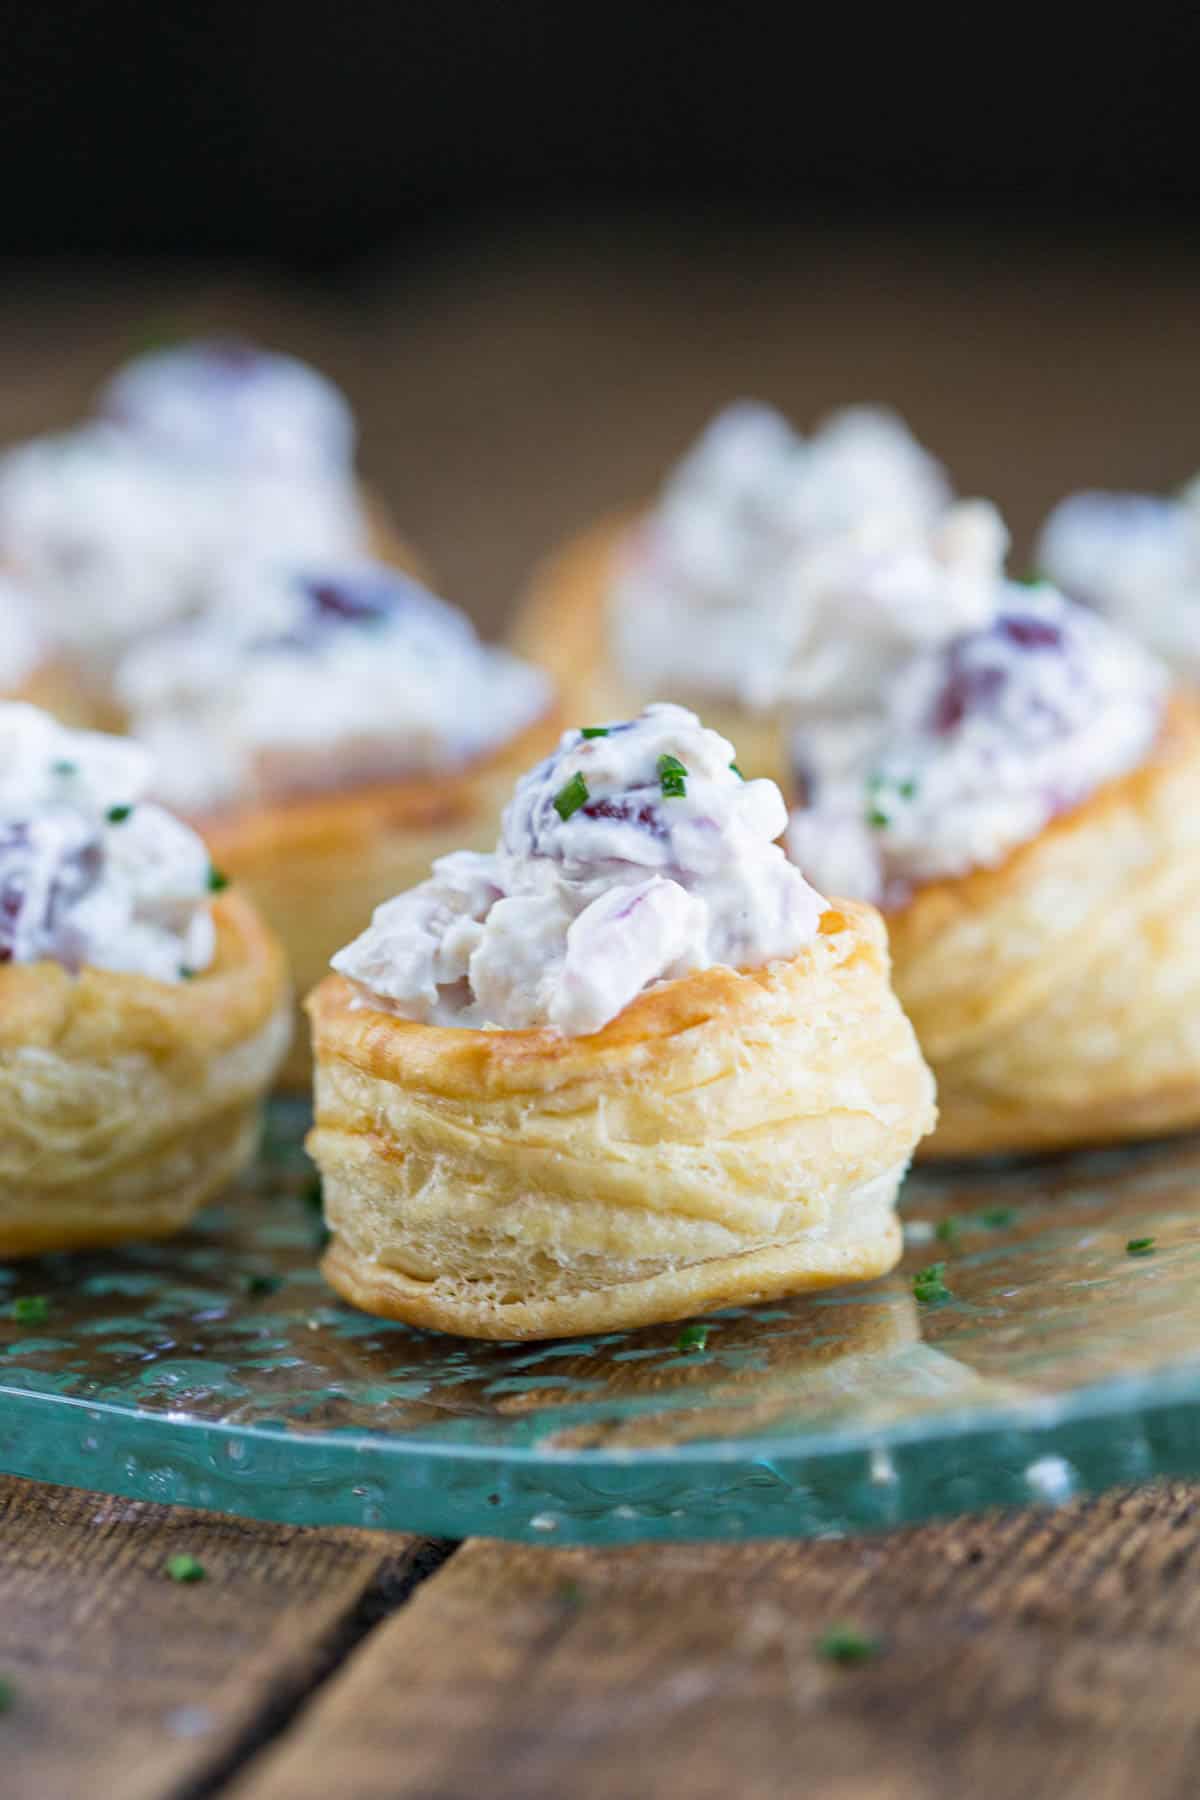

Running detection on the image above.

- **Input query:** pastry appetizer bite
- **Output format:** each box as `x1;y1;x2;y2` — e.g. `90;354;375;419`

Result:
0;703;290;1256
513;400;1003;783
784;572;1200;1156
0;339;415;723
119;559;556;1084
307;703;936;1339
1037;479;1200;682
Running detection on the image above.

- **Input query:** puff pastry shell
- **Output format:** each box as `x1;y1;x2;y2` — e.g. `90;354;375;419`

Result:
0;890;291;1254
512;514;788;785
895;696;1200;1157
306;901;937;1339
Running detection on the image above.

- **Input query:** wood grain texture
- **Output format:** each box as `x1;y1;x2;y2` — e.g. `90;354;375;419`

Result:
231;1483;1200;1800
0;1475;437;1800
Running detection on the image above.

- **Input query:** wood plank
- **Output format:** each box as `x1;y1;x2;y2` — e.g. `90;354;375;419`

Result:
0;1474;437;1800
232;1483;1200;1800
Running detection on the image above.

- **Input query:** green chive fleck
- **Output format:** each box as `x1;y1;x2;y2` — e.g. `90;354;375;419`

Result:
0;1677;15;1713
1126;1237;1156;1257
580;726;609;739
165;1553;206;1584
207;866;230;892
980;1207;1015;1230
553;772;589;821
658;753;688;799
244;1272;282;1297
897;778;917;800
729;761;745;779
178;966;196;981
11;1296;48;1326
867;808;890;829
677;1323;709;1353
815;1626;882;1666
913;1262;952;1305
1017;571;1046;586
105;804;133;824
52;759;77;777
934;1218;959;1244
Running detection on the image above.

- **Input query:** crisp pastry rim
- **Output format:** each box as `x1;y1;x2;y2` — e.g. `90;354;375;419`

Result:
884;691;1197;939
305;901;880;1094
0;887;289;1056
191;704;561;856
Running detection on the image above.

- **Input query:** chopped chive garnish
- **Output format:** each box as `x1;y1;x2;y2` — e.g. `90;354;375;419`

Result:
658;753;688;799
52;759;77;776
178;966;196;981
244;1272;281;1297
980;1207;1015;1229
913;1261;952;1304
207;866;230;892
580;726;609;739
815;1626;882;1666
676;1323;709;1353
729;761;745;779
553;772;589;821
11;1296;48;1326
934;1218;959;1244
1016;571;1045;586
165;1553;206;1583
897;778;917;800
0;1676;14;1712
105;804;133;824
867;808;890;829
1126;1237;1156;1257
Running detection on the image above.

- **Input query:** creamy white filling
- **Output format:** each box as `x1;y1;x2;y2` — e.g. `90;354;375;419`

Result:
333;703;825;1037
0;704;217;981
0;406;367;679
786;582;1167;906
117;561;552;814
611;401;993;713
97;339;357;476
0;574;46;691
1037;484;1200;681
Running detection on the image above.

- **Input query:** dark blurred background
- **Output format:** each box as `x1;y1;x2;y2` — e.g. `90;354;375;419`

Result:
0;3;1197;625
4;1;1199;269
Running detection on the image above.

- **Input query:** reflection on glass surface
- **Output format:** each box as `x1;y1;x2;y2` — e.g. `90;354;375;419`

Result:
2;1104;1200;1542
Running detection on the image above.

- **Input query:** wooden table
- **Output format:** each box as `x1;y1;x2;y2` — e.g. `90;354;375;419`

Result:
2;228;1199;1797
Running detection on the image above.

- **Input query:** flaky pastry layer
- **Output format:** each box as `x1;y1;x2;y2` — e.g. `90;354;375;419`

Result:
306;902;937;1338
893;695;1200;1157
512;514;788;784
0;890;291;1253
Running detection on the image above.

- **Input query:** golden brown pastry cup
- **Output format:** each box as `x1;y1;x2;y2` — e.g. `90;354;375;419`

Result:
10;658;98;728
198;709;560;1088
887;695;1200;1158
512;513;788;785
0;890;291;1256
306;901;937;1340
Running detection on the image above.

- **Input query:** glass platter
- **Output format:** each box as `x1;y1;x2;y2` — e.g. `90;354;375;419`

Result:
4;1100;1200;1544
